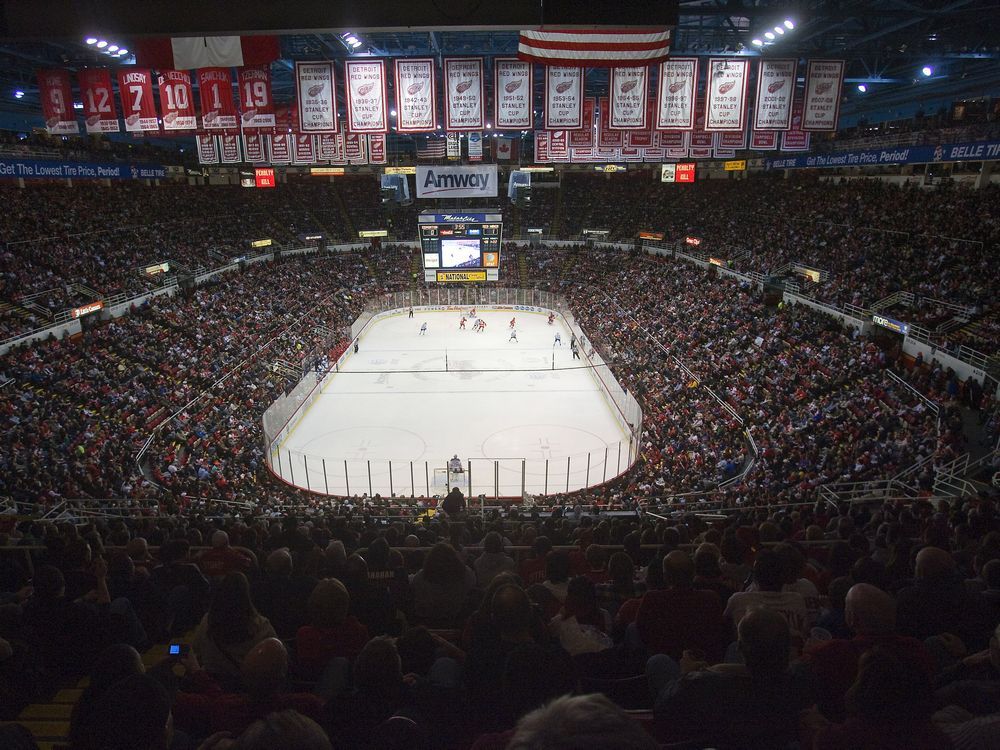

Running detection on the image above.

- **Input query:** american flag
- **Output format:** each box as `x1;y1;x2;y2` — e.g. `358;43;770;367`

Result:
416;138;447;159
518;28;672;67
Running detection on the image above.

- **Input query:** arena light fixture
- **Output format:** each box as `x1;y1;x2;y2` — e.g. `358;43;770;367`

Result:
14;89;24;99
921;65;933;76
73;102;83;109
390;109;397;117
96;40;108;48
857;84;867;92
118;49;128;56
107;45;119;52
773;26;784;35
751;38;763;46
784;20;794;29
85;37;98;45
764;31;775;40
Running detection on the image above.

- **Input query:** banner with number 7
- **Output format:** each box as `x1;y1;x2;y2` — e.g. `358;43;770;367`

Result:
116;68;160;133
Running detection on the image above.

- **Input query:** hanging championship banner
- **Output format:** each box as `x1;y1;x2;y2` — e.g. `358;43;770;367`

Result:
196;134;218;164
549;130;569;160
37;69;79;135
704;58;750;131
534;131;549;162
292;134;316;164
345;129;366;162
621;147;642;162
445;132;461;159
78;69;119;134
115;68;159;133
781;99;811;151
626;128;654;147
802;59;845;131
718;130;747;149
753;59;797;131
544;66;584;129
494;58;533;129
394;58;436;133
610;66;649;130
598;98;623;147
643;146;665;162
368;133;387;164
444;58;484;131
571;147;594;162
237;65;276;131
345;59;388;133
663;131;689;158
220;134;241;163
296;62;338;132
655;59;698;131
569;98;596;147
750;130;779;150
713;134;736;158
197;68;237;130
156;70;196;131
243;132;266;162
318;133;344;163
269;133;291;163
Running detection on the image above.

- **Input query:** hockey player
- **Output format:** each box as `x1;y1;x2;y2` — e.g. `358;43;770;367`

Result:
469;307;477;319
459;316;467;330
571;340;580;359
554;331;562;346
548;312;555;325
477;319;487;333
509;316;516;329
509;328;518;342
408;307;414;319
419;322;428;336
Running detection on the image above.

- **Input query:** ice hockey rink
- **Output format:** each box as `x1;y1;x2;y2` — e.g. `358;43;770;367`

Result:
271;307;636;498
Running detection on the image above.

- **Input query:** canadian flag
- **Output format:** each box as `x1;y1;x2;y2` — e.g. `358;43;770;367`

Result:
134;35;280;70
496;137;513;160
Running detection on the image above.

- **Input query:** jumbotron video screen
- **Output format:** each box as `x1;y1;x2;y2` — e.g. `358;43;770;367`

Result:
419;210;502;282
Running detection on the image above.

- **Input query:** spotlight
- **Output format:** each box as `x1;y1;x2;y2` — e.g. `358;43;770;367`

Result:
14;90;24;99
107;45;119;52
390;109;397;117
764;31;775;40
857;84;867;92
118;49;128;56
921;66;933;76
73;102;83;109
752;39;763;46
486;123;492;129
774;26;784;35
346;36;358;45
85;37;98;45
784;20;794;29
96;40;108;48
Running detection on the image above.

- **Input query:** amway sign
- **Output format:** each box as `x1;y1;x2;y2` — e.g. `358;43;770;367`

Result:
416;165;497;199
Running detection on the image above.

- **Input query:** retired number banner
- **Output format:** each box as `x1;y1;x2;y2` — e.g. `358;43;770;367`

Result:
704;58;750;132
117;68;159;133
296;62;338;132
544;66;584;129
198;68;237;130
157;70;196;131
494;58;532;129
394;58;436;133
37;69;79;135
78;69;119;134
444;58;484;131
655;59;697;131
753;59;796;131
345;59;388;133
610;66;649;130
237;66;276;131
802;60;845;131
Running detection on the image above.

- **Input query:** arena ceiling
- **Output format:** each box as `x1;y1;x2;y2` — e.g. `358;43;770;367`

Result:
0;0;996;130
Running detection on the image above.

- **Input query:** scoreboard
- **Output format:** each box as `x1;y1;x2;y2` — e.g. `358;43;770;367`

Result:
419;211;502;282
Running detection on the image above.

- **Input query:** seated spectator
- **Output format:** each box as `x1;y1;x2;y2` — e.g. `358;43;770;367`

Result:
229;709;332;750
173;637;325;738
193;572;276;681
295;579;369;680
342;553;394;636
582;544;609;585
636;551;724;662
519;536;552;585
474;531;516;586
693;542;736;607
813;646;953;750
152;539;211;634
549;576;612;656
408;542;474;626
724;548;809;655
541;550;572;603
198;531;253;580
815;576;852;640
81;673;174;750
507;693;658;750
802;582;935;722
650;608;812;747
596;551;637;619
251;549;317;640
935;621;1000;716
69;643;146;749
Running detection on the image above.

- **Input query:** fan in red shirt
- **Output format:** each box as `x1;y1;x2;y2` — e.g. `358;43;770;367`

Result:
295;578;370;680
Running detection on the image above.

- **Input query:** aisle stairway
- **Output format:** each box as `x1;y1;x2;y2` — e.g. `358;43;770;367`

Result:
330;182;357;238
550;182;564;237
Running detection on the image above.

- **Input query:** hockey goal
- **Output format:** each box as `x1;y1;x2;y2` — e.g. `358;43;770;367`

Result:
432;468;466;491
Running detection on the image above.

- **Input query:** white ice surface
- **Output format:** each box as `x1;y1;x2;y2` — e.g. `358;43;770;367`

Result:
274;308;632;498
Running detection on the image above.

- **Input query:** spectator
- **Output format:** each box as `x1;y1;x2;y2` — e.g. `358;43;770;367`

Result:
230;709;332;750
723;548;809;655
295;579;369;680
193;572;276;680
474;531;516;586
250;549;317;641
408;543;474;626
151;539;211;635
81;673;173;750
507;693;659;750
198;531;253;579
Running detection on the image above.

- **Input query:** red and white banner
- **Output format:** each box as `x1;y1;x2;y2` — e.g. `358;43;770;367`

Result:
135;35;279;70
444;58;485;131
704;58;750;132
345;130;367;162
655;58;697;130
394;58;437;133
157;70;196;131
237;65;276;131
718;130;747;149
569;97;596;147
296;62;338;132
802;59;845;131
571;147;594;161
643;147;665;162
345;59;388;133
610;66;649;129
518;28;672;67
318;133;345;163
269;133;291;163
534;131;549;162
38;69;79;135
77;69;119;134
544;66;584;129
292;133;316;164
220;134;241;163
198;68;237;130
626;128;654;147
781;99;811;151
117;68;159;133
621;147;642;162
494;58;533;129
496;136;513;160
196;134;218;164
713;133;736;159
549;130;569;159
243;132;266;162
368;133;387;164
750;130;779;150
753;59;797;131
660;131;688;158
598;98;623;147
595;146;621;161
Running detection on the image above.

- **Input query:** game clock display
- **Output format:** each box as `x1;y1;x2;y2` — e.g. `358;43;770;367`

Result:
418;212;502;279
